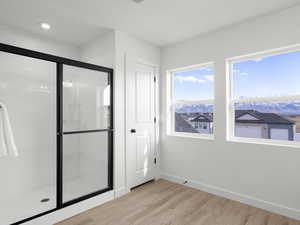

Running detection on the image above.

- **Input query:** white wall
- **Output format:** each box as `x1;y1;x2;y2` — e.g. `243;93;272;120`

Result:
160;5;300;219
80;31;115;68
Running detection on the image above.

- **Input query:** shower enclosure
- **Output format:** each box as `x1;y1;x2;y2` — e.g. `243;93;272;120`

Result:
0;43;113;225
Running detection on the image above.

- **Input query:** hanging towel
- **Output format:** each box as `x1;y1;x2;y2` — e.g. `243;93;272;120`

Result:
0;102;18;157
0;111;8;157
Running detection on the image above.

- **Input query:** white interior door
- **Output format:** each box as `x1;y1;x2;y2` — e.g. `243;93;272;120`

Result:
126;58;156;189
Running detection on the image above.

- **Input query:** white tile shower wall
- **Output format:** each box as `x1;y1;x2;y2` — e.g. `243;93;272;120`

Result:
77;74;109;183
63;69;81;183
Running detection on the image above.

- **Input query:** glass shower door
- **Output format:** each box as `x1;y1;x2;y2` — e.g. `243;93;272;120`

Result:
62;65;112;203
0;52;57;224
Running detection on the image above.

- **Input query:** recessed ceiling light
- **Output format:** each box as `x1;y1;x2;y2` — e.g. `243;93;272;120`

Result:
41;23;51;30
132;0;144;3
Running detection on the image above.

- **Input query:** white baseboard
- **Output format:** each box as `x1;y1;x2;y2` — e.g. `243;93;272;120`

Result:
115;186;130;198
161;173;300;221
24;190;115;225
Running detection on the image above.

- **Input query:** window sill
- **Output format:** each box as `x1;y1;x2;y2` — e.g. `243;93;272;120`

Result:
227;136;300;149
167;132;214;141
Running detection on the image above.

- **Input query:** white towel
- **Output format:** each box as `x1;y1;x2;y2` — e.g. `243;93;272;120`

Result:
0;102;18;157
0;111;8;157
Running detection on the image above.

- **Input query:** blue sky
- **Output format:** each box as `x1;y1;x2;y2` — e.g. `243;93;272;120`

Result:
174;67;214;101
174;50;300;101
233;51;300;98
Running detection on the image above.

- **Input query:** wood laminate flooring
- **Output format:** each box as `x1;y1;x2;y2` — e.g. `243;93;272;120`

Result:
56;179;300;225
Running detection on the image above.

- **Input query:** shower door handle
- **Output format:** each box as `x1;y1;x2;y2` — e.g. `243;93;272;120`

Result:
130;129;136;133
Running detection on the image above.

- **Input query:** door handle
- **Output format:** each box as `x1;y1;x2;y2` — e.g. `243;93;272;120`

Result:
130;129;136;133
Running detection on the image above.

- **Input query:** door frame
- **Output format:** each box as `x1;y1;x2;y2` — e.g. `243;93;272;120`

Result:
0;42;114;225
124;55;160;190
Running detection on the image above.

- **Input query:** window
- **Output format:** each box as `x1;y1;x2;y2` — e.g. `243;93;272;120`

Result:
227;45;300;146
167;63;214;138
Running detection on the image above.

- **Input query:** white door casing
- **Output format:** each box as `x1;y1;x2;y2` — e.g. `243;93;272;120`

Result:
125;57;157;189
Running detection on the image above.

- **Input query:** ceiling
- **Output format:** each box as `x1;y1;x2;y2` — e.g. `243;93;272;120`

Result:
0;0;299;47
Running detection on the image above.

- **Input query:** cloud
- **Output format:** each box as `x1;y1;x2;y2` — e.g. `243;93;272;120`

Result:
204;75;214;82
240;72;248;76
252;57;264;62
176;75;206;83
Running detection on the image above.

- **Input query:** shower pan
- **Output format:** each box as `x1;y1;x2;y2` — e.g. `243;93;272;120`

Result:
0;43;113;225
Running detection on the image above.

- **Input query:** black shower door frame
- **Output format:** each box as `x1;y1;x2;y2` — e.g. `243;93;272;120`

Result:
0;43;114;225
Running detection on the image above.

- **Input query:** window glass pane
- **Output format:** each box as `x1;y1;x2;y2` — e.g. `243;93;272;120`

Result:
63;132;109;203
174;66;214;101
233;51;300;99
63;65;110;132
175;104;214;134
234;101;300;141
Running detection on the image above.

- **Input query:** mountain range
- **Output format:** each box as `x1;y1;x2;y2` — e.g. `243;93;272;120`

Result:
176;102;300;115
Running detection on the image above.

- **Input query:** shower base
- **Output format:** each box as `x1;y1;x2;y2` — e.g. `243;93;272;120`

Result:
1;176;108;225
1;187;56;225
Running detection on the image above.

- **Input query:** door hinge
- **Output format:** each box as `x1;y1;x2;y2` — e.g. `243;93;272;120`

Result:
154;117;157;123
154;76;156;83
154;158;157;164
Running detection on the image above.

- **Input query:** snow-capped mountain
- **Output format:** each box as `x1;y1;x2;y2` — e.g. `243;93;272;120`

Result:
176;102;300;115
176;104;213;113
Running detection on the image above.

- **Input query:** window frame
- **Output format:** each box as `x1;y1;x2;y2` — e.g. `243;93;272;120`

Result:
167;62;215;140
226;44;300;148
